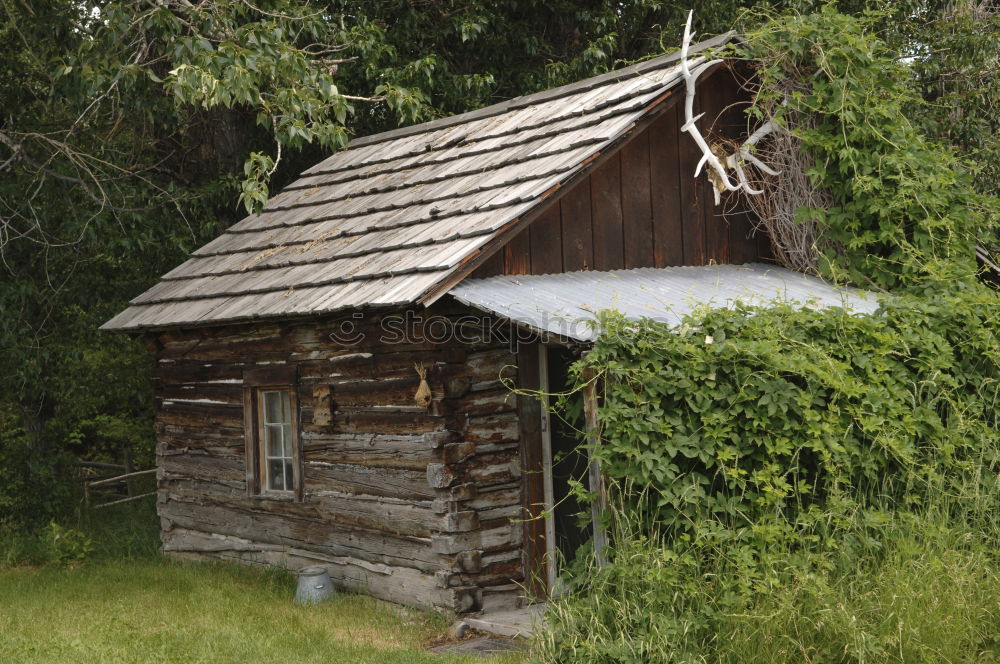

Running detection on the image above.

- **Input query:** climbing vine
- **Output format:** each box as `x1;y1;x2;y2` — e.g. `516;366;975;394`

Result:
566;8;1000;537
578;295;1000;537
730;7;997;292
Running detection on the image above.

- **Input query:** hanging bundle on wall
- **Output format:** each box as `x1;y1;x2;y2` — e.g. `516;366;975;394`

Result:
312;385;332;426
414;362;432;408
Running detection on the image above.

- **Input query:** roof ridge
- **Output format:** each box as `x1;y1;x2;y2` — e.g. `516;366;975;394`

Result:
343;32;735;152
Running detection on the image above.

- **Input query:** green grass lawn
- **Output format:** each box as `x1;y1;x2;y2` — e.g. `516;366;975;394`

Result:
0;558;529;663
0;504;528;664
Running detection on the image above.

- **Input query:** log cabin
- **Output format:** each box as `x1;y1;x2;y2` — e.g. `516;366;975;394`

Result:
102;34;875;614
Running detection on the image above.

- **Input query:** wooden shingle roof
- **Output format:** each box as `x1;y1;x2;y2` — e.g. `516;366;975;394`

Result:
102;34;732;332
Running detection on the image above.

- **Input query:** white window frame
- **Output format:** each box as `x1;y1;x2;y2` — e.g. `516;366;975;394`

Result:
257;388;296;495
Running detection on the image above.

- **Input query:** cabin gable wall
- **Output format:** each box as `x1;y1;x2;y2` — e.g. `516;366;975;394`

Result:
471;64;768;278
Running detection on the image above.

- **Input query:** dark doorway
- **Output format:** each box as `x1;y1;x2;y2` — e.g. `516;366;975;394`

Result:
544;346;589;571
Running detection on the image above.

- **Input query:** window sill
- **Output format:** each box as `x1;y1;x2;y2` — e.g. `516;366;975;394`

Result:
248;492;298;502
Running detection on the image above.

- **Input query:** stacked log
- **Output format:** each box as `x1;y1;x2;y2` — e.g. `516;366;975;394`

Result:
153;303;528;612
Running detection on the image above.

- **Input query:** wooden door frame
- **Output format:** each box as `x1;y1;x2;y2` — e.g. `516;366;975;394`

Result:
515;340;547;598
537;344;558;593
517;341;607;597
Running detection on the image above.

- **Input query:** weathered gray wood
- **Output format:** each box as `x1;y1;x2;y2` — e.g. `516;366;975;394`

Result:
423;430;458;448
463;413;520;446
157;432;243;453
466;452;520;487
442;511;480;533
92;491;157;509
303;462;434;499
442;441;476;464
447;483;478;501
159;383;243;404
479;585;528;614
431;523;520;555
161;450;244;474
468;485;522;522
312;384;332;425
455;550;483;573
162;528;460;610
87;468;157;487
454;389;517;417
465;349;517;379
148;308;536;612
159;400;243;429
325;410;442;435
464;558;523;588
462;605;543;638
427;463;457;488
432;531;481;555
163;488;440;537
161;506;441;571
303;432;436;470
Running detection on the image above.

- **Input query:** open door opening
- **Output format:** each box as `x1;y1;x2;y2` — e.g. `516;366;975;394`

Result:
517;342;606;599
542;345;589;585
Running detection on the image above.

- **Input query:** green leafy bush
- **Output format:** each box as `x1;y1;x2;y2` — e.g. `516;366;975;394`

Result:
538;291;1000;663
42;521;93;566
540;266;1000;662
582;290;999;537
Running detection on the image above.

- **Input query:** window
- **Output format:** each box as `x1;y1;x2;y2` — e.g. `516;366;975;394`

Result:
259;389;294;492
243;366;300;498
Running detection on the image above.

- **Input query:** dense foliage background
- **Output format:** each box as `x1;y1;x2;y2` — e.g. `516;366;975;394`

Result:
1;0;739;527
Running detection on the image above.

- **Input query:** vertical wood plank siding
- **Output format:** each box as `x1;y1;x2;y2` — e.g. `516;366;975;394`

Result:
473;65;765;278
649;103;685;267
529;204;563;275
620;132;654;269
589;153;626;271
154;303;527;613
560;178;594;272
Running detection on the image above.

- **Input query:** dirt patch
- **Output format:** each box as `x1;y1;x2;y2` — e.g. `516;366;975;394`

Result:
425;626;527;657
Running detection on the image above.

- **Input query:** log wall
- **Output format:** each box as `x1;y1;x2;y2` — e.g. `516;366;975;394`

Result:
153;303;527;613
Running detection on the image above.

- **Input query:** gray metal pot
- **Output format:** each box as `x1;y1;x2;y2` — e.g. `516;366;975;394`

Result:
294;565;334;605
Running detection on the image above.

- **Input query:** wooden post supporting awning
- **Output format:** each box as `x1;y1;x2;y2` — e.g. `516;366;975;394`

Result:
581;365;608;567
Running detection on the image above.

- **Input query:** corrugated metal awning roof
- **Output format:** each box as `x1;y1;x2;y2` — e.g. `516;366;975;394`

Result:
448;264;880;342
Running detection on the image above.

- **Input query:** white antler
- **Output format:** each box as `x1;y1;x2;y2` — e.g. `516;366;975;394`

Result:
680;11;780;205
